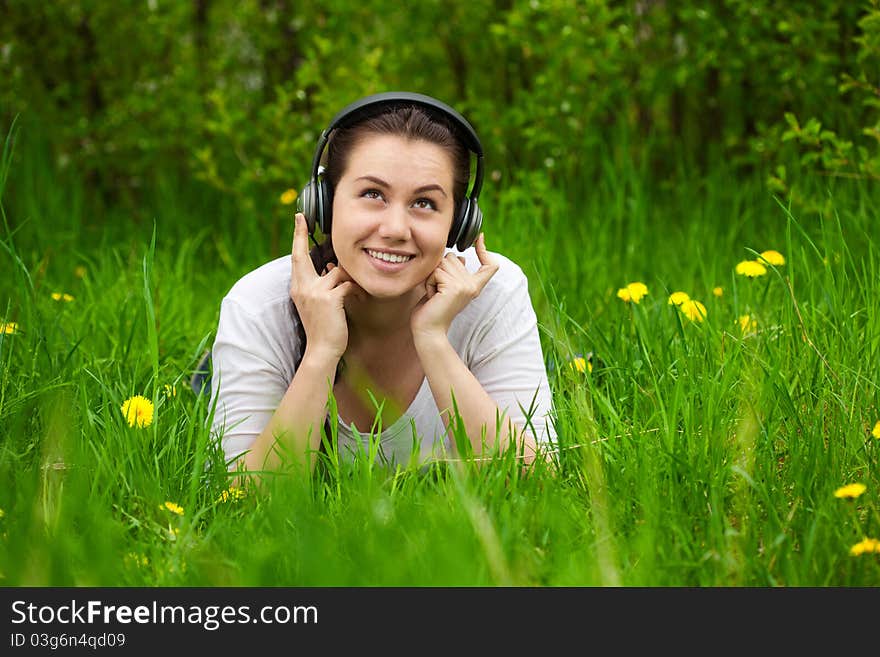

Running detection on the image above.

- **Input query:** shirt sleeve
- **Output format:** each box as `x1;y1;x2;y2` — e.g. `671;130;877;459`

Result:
465;268;557;447
208;297;295;469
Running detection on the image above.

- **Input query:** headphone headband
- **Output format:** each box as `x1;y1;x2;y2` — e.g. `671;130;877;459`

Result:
326;91;483;155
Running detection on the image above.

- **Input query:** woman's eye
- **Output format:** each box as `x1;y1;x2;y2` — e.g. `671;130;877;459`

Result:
413;198;437;210
362;189;384;200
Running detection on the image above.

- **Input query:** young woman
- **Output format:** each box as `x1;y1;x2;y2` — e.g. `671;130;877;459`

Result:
208;92;556;477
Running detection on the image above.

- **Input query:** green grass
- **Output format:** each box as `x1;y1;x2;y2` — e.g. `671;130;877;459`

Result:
1;122;879;587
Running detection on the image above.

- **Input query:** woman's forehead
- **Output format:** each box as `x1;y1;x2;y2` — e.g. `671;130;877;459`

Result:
344;134;454;188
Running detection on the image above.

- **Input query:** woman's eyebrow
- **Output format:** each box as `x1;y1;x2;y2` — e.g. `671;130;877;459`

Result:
354;175;448;198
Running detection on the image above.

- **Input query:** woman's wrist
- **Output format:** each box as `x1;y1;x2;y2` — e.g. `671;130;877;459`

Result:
412;330;451;357
301;345;343;372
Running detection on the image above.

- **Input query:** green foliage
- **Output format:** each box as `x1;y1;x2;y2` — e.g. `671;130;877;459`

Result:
758;1;880;212
2;0;879;235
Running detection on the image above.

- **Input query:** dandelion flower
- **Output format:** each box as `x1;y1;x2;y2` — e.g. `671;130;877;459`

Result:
679;299;707;322
871;420;880;439
738;315;757;334
735;260;767;278
0;509;4;519
2;322;19;334
279;188;298;205
163;384;177;398
50;292;74;302
834;483;866;499
850;538;880;556
121;395;154;428
217;486;247;503
125;552;149;568
759;250;786;266
617;282;649;304
668;291;690;306
569;357;592;374
162;501;184;515
712;287;723;297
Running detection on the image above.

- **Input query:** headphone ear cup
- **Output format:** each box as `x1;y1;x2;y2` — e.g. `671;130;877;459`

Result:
317;179;333;236
447;199;468;250
297;179;333;237
298;181;319;236
461;202;482;251
449;200;482;251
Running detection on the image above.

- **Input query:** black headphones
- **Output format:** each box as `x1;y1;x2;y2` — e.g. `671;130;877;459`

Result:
296;91;485;251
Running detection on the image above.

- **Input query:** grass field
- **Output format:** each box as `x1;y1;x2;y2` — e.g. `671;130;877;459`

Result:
1;122;879;587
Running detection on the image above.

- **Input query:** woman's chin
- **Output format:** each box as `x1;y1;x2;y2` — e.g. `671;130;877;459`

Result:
360;287;408;301
356;280;423;304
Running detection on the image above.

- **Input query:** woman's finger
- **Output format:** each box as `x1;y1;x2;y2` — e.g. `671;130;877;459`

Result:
440;254;466;273
474;232;495;268
290;213;314;283
335;280;367;302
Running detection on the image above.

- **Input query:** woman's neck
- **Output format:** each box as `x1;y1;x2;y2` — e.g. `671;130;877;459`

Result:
344;287;423;347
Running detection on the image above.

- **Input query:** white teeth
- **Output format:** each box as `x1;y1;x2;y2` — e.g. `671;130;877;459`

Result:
367;249;413;264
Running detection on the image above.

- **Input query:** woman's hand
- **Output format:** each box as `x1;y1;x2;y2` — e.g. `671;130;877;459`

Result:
289;213;363;361
410;233;499;344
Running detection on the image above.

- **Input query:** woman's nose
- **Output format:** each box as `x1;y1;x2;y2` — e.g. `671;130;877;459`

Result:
376;203;411;240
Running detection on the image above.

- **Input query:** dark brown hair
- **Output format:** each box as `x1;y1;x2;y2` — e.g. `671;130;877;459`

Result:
289;103;473;458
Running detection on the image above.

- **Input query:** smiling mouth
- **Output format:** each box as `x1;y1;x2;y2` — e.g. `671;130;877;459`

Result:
365;249;415;264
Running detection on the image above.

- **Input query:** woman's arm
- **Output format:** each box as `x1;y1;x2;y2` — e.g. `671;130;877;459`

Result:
414;334;542;464
233;213;361;483
409;236;555;466
208;294;340;486
240;346;340;478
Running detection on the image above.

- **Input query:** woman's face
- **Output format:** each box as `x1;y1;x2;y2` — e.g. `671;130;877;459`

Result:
331;133;455;301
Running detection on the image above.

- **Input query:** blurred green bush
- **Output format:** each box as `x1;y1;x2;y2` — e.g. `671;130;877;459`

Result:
1;0;878;231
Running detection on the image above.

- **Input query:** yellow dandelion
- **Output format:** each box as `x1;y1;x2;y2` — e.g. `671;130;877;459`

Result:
738;314;757;334
679;299;707;322
217;486;247;503
759;250;786;266
125;552;150;568
712;287;723;297
834;483;866;499
668;291;690;306
617;282;649;304
1;322;19;334
279;188;298;205
162;501;184;515
163;384;177;398
51;292;75;302
871;421;880;439
735;260;767;278
850;538;880;556
121;395;154;428
0;509;4;519
74;265;87;279
568;357;592;374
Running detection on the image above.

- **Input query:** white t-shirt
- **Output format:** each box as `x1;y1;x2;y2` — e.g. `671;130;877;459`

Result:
208;246;557;470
